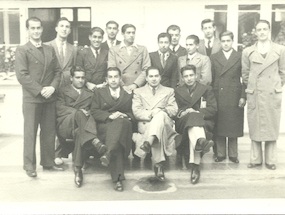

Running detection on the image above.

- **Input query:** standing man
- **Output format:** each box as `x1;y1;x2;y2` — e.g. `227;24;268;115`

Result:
15;17;62;177
242;20;285;170
101;20;121;50
149;33;179;88
175;65;217;184
132;66;178;181
91;67;135;192
166;25;187;58
108;24;151;93
56;66;106;187
211;31;246;163
76;27;108;91
46;17;77;87
198;19;221;57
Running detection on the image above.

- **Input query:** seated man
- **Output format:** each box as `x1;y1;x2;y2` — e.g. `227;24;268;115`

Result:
132;66;178;181
56;66;106;188
91;67;134;192
175;65;217;184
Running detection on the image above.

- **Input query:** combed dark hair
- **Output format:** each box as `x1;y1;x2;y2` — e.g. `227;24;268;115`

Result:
26;16;42;28
146;66;160;76
157;32;171;42
89;27;104;36
56;17;71;27
186;35;200;45
105;67;122;78
166;25;181;33
70;66;85;77
255;19;271;29
106;20;119;28
121;24;136;33
181;65;197;75
219;30;234;40
201;19;215;29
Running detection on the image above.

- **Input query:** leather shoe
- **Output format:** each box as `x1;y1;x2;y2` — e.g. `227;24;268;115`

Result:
100;152;110;167
114;180;123;192
190;164;200;184
195;138;214;154
265;163;276;170
43;165;64;171
247;163;262;168
26;170;37;177
54;157;64;165
140;141;151;153
154;164;165;181
229;157;239;163
215;156;226;162
92;139;107;155
74;167;83;187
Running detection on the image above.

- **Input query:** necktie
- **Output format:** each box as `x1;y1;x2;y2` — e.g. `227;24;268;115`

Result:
95;49;99;59
208;40;211;49
152;87;156;96
161;53;166;68
59;42;64;64
172;46;176;52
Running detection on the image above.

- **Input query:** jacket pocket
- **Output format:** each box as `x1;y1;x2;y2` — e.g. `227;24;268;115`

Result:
245;89;255;109
274;88;282;109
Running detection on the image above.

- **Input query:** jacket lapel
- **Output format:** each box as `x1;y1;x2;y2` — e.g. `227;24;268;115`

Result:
63;43;73;69
101;87;117;107
164;53;174;72
154;51;164;72
95;48;108;70
26;42;45;65
86;48;96;67
212;38;221;54
40;44;52;83
50;40;63;68
74;88;93;107
177;83;206;107
220;50;239;76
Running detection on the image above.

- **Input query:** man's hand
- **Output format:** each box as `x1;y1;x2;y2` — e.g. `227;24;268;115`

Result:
80;109;90;116
41;86;55;99
186;108;199;113
123;84;138;94
109;111;128;120
238;98;246;108
86;82;97;91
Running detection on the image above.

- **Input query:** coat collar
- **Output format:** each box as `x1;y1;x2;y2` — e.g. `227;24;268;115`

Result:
100;86;131;109
116;45;144;71
63;85;93;106
26;41;45;65
216;49;240;76
153;51;175;72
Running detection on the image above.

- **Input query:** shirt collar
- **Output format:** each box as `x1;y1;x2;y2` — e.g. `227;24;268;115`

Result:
187;52;197;60
71;84;81;94
148;84;160;91
120;41;138;49
56;38;67;46
170;44;180;52
107;39;117;46
158;50;170;57
30;40;42;48
204;37;214;46
90;46;100;55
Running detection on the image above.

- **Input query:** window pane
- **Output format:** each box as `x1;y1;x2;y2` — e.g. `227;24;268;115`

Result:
60;8;73;21
78;8;90;22
8;11;20;44
272;4;285;46
205;5;227;11
239;5;260;11
0;12;4;44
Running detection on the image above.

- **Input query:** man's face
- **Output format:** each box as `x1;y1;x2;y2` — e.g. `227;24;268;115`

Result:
182;69;197;86
186;39;198;55
106;70;121;89
220;35;233;52
123;27;135;44
89;31;103;49
168;29;180;46
71;71;85;89
27;20;43;41
146;69;161;88
106;23;119;40
255;22;270;42
202;22;216;39
158;36;170;53
55;20;71;39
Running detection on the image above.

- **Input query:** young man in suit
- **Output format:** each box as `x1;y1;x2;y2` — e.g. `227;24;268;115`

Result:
76;27;108;91
175;65;217;184
132;66;178;181
101;20;121;50
149;33;178;88
46;17;77;87
166;25;187;58
91;67;135;192
15;17;62;177
198;19;221;57
108;24;151;94
211;31;246;163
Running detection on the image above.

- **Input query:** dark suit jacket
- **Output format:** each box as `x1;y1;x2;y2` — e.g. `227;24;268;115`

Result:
149;51;178;88
15;41;61;103
198;38;221;56
101;40;121;51
76;47;108;85
169;45;187;58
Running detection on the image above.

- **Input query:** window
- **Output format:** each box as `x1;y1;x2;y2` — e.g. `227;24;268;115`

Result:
0;8;20;45
272;4;285;46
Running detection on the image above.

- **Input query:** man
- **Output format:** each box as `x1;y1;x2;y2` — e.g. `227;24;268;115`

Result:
91;67;134;191
46;17;77;87
101;20;121;50
108;24;151;93
56;66;106;187
132;66;178;181
242;20;285;170
198;19;221;57
149;33;179;88
15;17;62;177
76;27;108;91
167;25;187;58
211;31;246;163
175;65;217;184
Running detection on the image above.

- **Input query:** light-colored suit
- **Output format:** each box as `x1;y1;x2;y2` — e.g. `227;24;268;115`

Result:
45;39;77;87
198;38;221;57
132;84;178;163
108;44;151;87
178;52;212;85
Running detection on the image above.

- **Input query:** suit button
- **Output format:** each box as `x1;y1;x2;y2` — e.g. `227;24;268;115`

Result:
123;72;126;74
135;71;138;74
143;122;146;124
137;62;140;64
221;88;223;90
119;61;122;64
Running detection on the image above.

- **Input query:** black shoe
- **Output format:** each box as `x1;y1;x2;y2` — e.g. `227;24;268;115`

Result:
74;167;83;188
92;139;107;155
154;164;165;182
26;170;37;177
265;163;276;170
140;141;151;153
100;152;110;167
229;157;239;163
215;156;226;162
114;180;123;192
195;138;214;154
190;164;200;184
247;163;262;168
43;165;64;171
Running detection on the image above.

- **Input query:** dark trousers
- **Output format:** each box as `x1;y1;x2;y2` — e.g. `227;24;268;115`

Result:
215;135;238;158
23;102;56;171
